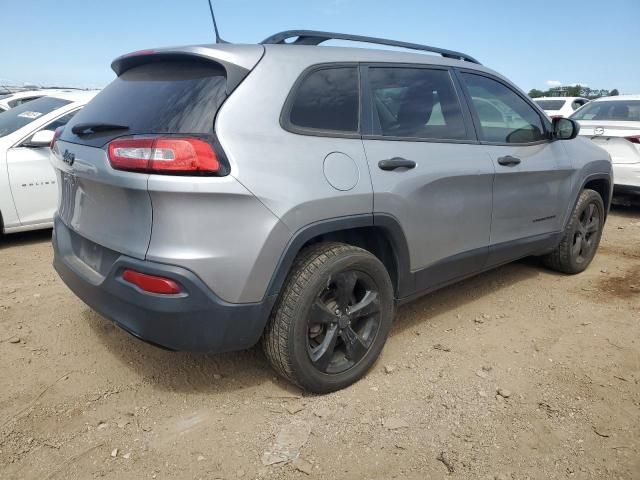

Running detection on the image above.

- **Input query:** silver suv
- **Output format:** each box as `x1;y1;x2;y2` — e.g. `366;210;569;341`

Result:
51;31;612;392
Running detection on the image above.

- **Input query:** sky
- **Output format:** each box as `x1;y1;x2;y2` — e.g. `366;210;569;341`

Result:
1;0;639;94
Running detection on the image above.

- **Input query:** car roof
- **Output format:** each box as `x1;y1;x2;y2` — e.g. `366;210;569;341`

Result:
590;94;640;102
534;97;585;101
2;89;99;103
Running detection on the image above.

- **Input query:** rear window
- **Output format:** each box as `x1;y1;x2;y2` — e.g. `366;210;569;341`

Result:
62;60;227;146
0;96;71;138
571;100;640;121
534;99;566;111
287;67;359;133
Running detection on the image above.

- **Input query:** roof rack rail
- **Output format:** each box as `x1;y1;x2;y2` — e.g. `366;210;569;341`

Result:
261;30;480;64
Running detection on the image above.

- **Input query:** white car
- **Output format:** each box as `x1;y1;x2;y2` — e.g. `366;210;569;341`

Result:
571;95;640;193
534;97;590;118
0;90;98;234
0;89;85;113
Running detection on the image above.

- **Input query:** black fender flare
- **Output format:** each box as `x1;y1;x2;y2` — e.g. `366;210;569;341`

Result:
264;213;412;299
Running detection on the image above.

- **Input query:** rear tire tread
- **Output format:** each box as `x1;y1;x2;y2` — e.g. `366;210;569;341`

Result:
263;242;371;389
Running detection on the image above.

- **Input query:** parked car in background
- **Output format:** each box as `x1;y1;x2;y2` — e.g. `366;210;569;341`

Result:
0;90;98;234
534;97;589;118
0;89;86;113
51;32;611;393
571;95;640;194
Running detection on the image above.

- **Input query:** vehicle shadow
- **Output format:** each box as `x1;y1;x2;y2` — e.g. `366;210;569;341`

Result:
0;228;52;251
610;194;640;217
86;258;545;396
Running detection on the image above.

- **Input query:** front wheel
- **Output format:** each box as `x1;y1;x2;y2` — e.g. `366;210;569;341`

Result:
542;188;605;274
263;242;394;393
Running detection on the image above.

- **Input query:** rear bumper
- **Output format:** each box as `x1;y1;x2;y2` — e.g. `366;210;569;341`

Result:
52;216;276;353
613;162;640;191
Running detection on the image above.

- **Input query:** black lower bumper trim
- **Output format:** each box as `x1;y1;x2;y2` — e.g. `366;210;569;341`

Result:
53;217;276;353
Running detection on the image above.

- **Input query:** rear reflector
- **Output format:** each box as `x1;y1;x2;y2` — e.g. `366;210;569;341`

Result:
108;137;220;174
624;135;640;144
122;269;182;295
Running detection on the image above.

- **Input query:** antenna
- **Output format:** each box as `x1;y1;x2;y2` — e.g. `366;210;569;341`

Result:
207;0;227;44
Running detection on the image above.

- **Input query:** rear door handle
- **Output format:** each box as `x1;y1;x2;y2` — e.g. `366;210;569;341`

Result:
378;157;416;171
497;155;521;166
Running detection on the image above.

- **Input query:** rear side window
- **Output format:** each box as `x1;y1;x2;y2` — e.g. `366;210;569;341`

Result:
534;100;566;111
63;60;227;146
368;67;467;140
461;73;546;144
287;67;359;133
0;96;71;138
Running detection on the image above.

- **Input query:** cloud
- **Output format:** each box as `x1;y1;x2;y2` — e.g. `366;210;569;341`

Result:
546;80;562;87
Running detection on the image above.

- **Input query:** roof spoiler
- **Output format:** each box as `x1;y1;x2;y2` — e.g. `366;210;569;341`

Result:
110;48;256;95
261;30;480;64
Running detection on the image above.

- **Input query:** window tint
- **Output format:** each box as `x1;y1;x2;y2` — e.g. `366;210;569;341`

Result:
45;110;78;132
289;67;359;133
0;96;71;138
570;100;640;121
63;61;228;147
534;99;565;111
368;68;467;140
461;73;546;144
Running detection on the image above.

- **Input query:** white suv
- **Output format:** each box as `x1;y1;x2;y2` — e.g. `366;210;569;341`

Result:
534;97;589;118
0;90;98;233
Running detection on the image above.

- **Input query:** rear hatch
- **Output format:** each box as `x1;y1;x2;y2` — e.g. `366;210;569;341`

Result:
576;121;640;164
52;45;264;260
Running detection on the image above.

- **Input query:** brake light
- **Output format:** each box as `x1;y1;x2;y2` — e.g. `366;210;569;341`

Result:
122;269;181;295
107;137;220;174
624;135;640;144
51;126;64;150
550;115;562;120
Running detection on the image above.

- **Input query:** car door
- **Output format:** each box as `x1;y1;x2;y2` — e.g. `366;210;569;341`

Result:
6;110;78;226
456;71;573;265
361;65;495;296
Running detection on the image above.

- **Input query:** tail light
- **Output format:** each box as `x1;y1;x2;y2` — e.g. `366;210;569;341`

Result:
107;137;220;175
51;126;64;150
122;269;182;295
550;115;562;120
624;135;640;144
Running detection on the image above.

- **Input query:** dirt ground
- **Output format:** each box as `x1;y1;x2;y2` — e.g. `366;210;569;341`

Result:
1;201;639;480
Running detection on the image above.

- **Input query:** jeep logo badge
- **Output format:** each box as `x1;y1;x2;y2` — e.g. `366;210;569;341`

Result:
62;149;75;166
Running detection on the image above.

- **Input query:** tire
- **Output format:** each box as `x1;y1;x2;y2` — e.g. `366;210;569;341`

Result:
263;242;394;393
542;189;605;274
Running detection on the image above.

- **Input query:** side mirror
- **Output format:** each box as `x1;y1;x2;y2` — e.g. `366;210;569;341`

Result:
25;129;55;148
553;117;580;140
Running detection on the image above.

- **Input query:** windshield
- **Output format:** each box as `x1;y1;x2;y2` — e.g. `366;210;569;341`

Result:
571;100;640;121
0;96;71;138
534;99;565;111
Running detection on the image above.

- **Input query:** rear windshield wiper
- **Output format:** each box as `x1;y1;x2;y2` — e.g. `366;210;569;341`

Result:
71;122;129;136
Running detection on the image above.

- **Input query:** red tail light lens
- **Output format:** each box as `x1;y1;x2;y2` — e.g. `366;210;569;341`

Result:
624;135;640;144
107;137;220;174
122;269;182;295
51;126;64;150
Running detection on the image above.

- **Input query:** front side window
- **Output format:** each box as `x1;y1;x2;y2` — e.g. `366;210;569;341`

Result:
570;100;640;121
461;73;546;144
368;67;467;140
288;67;359;133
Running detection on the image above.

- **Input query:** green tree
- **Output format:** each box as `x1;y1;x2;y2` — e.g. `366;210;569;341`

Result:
528;89;545;98
610;89;619;96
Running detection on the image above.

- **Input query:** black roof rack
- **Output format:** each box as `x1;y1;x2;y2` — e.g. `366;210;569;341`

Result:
261;30;480;64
